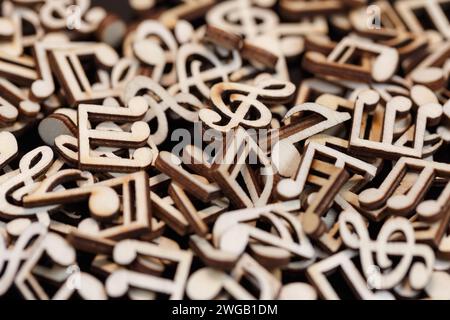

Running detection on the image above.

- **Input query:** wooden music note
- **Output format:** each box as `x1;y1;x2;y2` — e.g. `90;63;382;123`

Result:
230;254;281;299
339;209;435;290
128;20;178;86
206;0;279;39
358;157;450;215
205;25;279;69
105;240;192;299
349;1;428;58
187;254;280;300
156;151;221;202
169;42;242;100
78;97;153;172
23;169;152;241
395;0;450;40
159;0;215;29
307;249;395;300
30;34;73;101
14;232;76;299
123;75;202;145
189;235;239;270
15;228;107;300
209;127;275;208
349;89;443;159
212;205;315;262
186;267;254;300
49;42;120;106
151;175;227;236
277;141;377;200
275;102;351;144
0;14;22;57
295;78;344;105
407;41;450;90
0;51;37;87
0;77;41;119
0;146;56;219
303;36;399;82
3;3;44;48
0;222;48;296
410;189;450;248
301;161;351;239
200;78;294;132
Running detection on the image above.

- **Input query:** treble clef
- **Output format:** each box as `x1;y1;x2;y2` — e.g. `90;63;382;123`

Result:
338;209;434;290
0;146;56;218
0;222;47;295
199;78;295;132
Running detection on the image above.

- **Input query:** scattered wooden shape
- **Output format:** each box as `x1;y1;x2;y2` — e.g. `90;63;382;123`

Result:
0;77;40;120
410;201;450;248
339;209;435;290
0;146;56;218
349;89;443;159
200;78;294;132
78;97;153;172
128;20;177;86
209;127;275;208
395;0;450;40
205;24;279;68
214;207;313;268
0;51;37;86
307;249;395;300
189;234;239;270
14;232;77;299
49;42;120;106
358;157;450;215
187;254;280;300
156;151;220;202
0;222;47;295
274;102;351;145
303;36;399;83
277;141;377;200
38;109;78;147
123;75;202;145
105;240;193;299
186;267;254;300
407;42;450;90
159;0;216;29
280;0;344;19
24;170;152;246
302;161;350;239
206;0;279;39
169;42;242;100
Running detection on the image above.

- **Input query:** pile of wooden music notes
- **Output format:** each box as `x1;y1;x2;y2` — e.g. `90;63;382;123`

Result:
0;0;449;301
